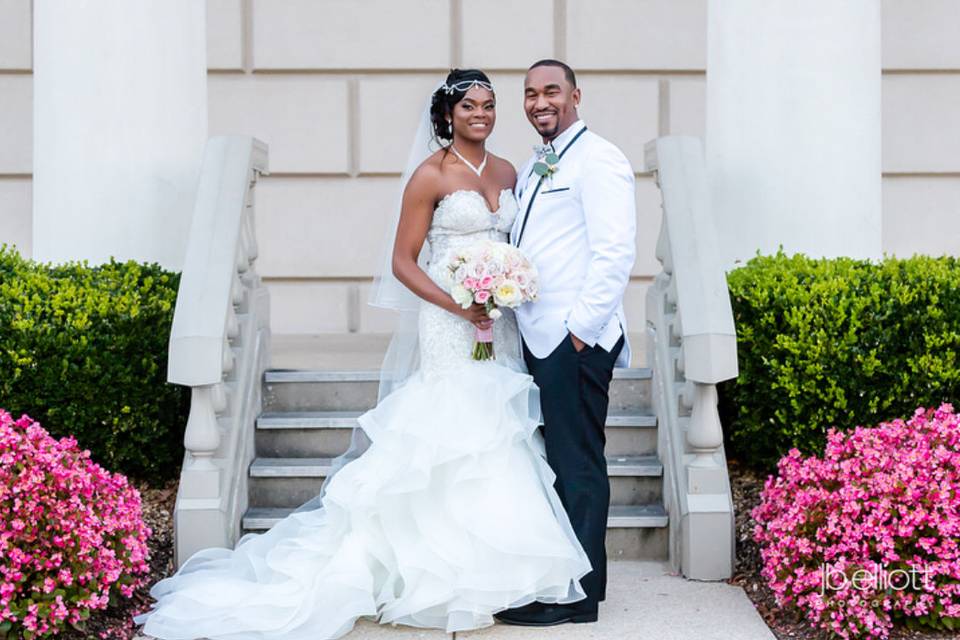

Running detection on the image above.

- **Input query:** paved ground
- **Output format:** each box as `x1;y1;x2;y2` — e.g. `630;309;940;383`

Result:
136;562;774;640
454;561;775;640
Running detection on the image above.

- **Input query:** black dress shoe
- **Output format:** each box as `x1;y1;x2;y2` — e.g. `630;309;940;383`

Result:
494;602;543;619
494;602;598;626
493;601;546;617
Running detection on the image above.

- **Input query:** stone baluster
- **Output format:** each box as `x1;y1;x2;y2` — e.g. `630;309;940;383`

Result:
687;383;723;468
180;385;220;498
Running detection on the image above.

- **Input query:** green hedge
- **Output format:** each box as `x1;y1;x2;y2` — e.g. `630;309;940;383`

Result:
0;245;188;484
720;251;960;471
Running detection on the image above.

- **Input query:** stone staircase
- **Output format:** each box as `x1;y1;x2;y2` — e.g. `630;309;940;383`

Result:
171;135;736;579
241;366;669;561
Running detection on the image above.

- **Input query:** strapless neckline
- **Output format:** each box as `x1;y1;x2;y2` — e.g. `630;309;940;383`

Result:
437;188;513;216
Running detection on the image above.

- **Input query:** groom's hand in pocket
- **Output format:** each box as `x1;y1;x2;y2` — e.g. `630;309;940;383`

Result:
569;332;587;352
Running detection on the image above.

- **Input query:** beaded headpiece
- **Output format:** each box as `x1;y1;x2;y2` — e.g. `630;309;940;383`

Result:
441;79;494;95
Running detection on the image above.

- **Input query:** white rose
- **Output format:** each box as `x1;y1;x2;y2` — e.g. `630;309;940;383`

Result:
493;280;523;307
488;308;503;320
451;284;473;309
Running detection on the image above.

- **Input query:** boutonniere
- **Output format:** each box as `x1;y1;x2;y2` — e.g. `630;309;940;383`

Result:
533;151;560;186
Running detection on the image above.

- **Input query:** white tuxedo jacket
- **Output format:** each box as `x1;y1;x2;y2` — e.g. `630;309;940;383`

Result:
510;121;636;368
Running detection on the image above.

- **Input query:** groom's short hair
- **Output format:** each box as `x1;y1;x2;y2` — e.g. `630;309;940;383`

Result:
528;59;577;88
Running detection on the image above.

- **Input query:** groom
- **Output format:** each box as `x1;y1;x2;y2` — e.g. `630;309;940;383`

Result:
498;59;637;626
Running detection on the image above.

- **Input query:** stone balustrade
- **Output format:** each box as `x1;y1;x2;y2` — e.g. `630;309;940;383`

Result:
644;135;739;580
167;136;271;566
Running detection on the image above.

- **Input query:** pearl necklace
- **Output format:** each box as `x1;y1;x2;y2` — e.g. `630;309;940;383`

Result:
450;145;488;177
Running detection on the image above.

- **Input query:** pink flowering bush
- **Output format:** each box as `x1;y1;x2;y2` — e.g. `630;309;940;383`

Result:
752;404;960;638
0;410;151;638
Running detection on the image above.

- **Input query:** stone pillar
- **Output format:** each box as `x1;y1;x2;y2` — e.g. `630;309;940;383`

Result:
707;0;881;267
33;0;207;270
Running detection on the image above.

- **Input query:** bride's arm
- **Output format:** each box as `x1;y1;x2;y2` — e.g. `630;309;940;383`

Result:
391;168;492;330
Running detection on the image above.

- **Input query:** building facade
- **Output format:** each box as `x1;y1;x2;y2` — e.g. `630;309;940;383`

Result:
1;0;958;337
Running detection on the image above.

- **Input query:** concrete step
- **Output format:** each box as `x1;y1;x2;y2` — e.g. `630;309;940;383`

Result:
248;455;664;509
263;367;653;413
255;410;658;458
270;332;649;370
242;504;669;561
241;504;669;530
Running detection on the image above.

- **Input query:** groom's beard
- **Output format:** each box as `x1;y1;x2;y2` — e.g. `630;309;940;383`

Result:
530;110;561;140
535;122;560;141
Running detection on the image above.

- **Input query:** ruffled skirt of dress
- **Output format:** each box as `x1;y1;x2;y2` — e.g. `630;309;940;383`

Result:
135;360;591;640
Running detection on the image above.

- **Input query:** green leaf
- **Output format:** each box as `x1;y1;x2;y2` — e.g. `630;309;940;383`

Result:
720;251;960;471
0;245;187;483
533;162;549;177
544;152;560;165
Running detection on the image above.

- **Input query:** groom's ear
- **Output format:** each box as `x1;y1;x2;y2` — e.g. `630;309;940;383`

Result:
572;87;582;109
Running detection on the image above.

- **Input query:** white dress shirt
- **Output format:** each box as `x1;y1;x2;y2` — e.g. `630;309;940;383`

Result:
511;120;637;368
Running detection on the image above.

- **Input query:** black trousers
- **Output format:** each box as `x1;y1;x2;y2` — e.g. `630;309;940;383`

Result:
523;331;624;608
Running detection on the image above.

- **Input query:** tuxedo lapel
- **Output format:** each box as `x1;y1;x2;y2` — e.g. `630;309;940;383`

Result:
517;164;539;213
515;157;537;202
512;157;538;244
513;124;588;247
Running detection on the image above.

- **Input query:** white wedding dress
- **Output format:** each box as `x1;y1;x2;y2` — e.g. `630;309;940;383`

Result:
136;188;591;640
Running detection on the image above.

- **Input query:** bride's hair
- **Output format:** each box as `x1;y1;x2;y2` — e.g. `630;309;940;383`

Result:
429;68;493;144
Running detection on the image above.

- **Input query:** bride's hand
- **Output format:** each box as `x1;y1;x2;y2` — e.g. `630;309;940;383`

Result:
459;303;494;331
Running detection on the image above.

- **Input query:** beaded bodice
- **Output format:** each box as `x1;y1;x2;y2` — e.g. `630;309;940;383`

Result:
425;189;518;289
418;188;525;374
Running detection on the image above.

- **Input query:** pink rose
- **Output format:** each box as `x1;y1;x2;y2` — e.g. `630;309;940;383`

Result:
479;275;494;289
475;290;491;303
464;277;478;289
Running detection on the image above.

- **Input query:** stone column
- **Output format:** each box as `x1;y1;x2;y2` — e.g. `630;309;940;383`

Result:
33;0;207;270
707;0;881;267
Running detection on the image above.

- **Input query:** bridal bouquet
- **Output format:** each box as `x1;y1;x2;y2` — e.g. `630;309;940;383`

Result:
446;240;539;360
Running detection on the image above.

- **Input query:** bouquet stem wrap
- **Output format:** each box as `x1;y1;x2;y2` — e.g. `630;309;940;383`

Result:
473;325;495;360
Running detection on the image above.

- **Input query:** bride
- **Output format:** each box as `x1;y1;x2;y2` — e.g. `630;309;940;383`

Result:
135;69;591;639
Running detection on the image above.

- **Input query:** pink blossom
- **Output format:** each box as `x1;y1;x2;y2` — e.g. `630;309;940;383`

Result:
0;409;151;637
445;240;540;359
752;404;960;639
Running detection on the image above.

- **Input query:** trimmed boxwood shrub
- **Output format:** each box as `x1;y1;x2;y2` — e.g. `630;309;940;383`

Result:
720;251;960;471
0;245;188;484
